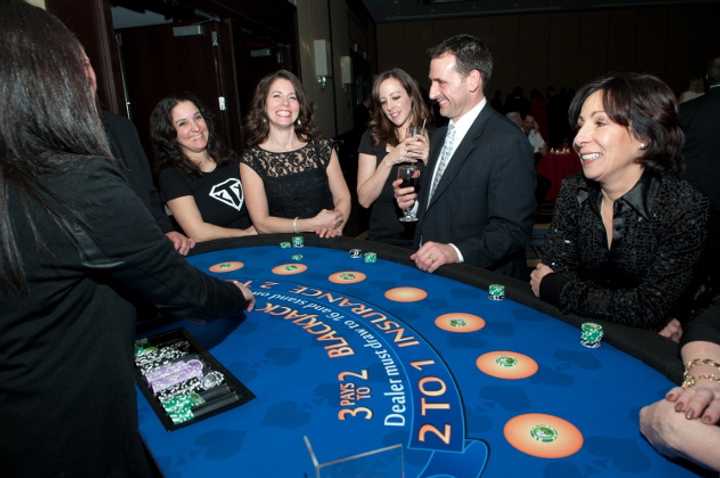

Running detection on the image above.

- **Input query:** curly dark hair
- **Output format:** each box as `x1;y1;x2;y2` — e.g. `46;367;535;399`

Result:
568;73;684;175
149;94;234;176
368;68;430;147
427;34;493;87
244;69;318;146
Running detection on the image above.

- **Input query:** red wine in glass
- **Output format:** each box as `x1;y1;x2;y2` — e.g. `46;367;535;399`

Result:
397;164;421;222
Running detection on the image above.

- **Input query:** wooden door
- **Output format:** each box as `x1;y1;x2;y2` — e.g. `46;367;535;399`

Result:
116;20;242;154
46;0;124;114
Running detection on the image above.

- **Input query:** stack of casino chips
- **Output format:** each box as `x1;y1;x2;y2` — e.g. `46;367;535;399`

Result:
135;340;230;425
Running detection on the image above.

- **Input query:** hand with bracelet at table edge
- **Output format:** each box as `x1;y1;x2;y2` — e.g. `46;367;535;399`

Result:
640;324;720;471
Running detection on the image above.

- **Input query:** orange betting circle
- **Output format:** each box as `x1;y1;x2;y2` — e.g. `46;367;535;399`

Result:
503;413;584;458
434;313;486;333
328;271;367;284
384;287;428;303
208;261;244;273
271;263;308;276
475;350;539;379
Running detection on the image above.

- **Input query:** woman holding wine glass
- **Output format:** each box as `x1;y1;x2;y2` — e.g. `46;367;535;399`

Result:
357;68;430;248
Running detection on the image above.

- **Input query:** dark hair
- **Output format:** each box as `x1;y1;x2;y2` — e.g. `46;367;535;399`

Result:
244;69;317;146
150;94;234;176
368;68;430;147
427;34;493;86
0;2;110;294
568;73;684;175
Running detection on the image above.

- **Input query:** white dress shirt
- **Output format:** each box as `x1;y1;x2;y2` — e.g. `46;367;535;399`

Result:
422;98;487;263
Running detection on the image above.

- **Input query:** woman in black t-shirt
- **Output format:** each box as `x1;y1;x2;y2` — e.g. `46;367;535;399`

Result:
357;68;430;248
240;70;351;238
151;95;256;242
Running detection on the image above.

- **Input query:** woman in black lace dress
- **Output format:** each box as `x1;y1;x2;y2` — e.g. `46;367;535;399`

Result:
357;68;430;248
530;73;710;335
240;70;351;238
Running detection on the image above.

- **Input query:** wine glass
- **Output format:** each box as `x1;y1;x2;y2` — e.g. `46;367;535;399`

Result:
397;163;421;222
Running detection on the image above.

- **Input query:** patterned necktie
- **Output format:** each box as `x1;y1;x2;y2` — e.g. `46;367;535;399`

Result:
428;123;456;203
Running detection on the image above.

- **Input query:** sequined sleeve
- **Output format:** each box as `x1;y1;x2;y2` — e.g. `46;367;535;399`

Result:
540;176;710;329
539;177;583;274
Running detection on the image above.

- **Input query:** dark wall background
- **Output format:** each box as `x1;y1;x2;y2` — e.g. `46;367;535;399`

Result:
376;4;718;96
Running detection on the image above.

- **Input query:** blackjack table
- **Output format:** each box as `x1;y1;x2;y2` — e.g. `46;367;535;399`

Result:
137;234;701;478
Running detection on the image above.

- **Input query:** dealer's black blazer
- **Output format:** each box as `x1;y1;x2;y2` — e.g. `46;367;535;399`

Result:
102;110;173;233
415;104;536;279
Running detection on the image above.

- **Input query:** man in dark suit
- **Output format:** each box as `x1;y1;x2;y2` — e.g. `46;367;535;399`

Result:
81;49;194;255
681;54;720;293
395;34;536;279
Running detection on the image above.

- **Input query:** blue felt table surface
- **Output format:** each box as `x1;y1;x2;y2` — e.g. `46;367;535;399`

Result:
137;246;697;477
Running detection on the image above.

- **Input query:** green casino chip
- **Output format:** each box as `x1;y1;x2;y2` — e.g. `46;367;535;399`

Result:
339;272;356;280
449;319;467;328
280;242;291;248
495;355;518;368
580;322;603;348
488;283;505;301
291;254;304;261
530;424;559;443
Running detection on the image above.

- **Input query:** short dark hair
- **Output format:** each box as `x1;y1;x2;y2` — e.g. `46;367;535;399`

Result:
368;68;431;147
568;73;684;175
149;94;234;176
427;34;493;85
0;1;110;293
244;69;318;146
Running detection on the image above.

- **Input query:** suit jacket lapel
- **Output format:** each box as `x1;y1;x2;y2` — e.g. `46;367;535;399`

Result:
415;126;446;240
425;106;493;210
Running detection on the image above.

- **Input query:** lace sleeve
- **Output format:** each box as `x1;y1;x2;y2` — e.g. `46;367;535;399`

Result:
313;139;333;169
240;148;265;176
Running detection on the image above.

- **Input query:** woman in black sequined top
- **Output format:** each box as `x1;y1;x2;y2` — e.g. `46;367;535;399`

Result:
240;70;351;238
530;73;710;333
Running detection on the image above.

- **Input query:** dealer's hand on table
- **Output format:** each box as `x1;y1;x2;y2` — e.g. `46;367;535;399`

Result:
392;178;417;211
232;281;256;311
530;262;554;297
165;231;195;256
411;241;458;273
665;381;720;424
